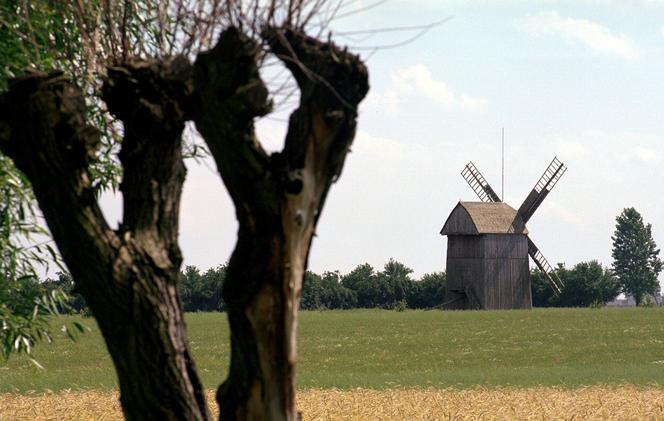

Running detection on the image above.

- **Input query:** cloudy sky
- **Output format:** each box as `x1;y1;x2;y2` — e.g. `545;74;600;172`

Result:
102;1;664;284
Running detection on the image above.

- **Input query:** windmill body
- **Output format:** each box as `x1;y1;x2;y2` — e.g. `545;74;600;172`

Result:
440;158;567;310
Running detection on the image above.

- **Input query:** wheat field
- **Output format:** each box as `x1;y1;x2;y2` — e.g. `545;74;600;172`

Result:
2;386;664;420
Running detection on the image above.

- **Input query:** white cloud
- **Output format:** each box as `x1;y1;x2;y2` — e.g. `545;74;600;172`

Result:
632;145;662;164
384;64;487;112
660;25;664;37
391;65;455;104
353;131;408;159
459;94;488;112
541;200;584;227
517;11;642;60
553;138;587;160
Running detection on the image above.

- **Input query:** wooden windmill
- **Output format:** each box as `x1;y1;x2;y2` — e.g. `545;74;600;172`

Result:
440;157;567;310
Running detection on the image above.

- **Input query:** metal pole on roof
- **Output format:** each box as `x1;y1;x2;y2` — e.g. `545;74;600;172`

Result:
501;127;504;202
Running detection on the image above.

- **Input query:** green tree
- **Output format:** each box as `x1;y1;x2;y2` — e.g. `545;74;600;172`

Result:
557;261;620;307
340;260;414;309
301;271;324;310
319;271;357;309
0;0;122;360
341;263;377;308
408;272;446;309
179;265;226;312
612;208;663;306
305;264;446;311
532;262;620;308
303;270;357;310
42;272;88;314
376;259;414;309
530;268;557;307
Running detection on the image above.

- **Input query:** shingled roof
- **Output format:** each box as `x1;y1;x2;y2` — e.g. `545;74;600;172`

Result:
440;202;528;235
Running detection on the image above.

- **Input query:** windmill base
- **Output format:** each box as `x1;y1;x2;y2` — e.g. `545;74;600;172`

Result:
444;234;533;310
442;287;532;310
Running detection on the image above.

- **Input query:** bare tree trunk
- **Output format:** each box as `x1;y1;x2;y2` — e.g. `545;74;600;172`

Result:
192;27;368;420
0;62;210;420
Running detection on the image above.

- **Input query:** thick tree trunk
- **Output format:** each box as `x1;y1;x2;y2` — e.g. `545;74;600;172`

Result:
192;27;368;420
0;63;210;420
94;254;209;420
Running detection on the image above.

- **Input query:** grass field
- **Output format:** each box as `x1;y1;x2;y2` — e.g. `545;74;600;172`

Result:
2;308;664;393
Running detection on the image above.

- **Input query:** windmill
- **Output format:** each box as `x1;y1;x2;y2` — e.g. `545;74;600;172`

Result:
440;157;567;310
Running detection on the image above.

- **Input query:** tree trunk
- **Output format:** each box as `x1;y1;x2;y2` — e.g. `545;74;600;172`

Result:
0;62;210;420
634;293;642;307
192;27;368;420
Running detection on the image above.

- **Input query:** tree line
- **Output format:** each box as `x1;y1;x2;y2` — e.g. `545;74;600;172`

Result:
37;259;446;313
36;258;653;313
16;206;664;316
144;259;447;312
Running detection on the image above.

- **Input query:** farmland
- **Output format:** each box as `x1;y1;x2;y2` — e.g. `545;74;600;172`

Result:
3;387;664;420
2;308;664;419
2;308;664;392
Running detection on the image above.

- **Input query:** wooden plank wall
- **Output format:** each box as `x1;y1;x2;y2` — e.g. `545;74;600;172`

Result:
483;258;531;309
445;234;532;310
445;236;484;309
447;235;483;259
442;207;478;234
481;234;527;258
481;235;531;309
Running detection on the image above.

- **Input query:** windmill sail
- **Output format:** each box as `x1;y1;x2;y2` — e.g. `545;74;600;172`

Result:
461;162;501;203
528;238;562;295
517;157;566;223
456;157;566;300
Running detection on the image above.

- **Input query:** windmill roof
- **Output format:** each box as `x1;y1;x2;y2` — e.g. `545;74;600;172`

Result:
440;201;528;235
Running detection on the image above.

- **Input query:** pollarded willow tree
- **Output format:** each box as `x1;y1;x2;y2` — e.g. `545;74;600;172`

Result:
0;1;367;420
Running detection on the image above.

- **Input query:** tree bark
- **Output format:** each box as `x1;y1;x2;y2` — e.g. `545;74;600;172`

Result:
192;27;368;420
0;62;210;420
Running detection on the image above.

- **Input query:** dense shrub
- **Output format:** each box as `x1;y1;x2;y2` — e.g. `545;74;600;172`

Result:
41;272;88;314
179;265;226;312
301;271;357;310
408;272;446;309
532;260;620;307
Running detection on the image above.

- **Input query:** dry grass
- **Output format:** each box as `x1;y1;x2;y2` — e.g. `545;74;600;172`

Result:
2;386;664;420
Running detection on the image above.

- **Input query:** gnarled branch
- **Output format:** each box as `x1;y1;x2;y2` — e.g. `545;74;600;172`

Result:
102;56;192;270
192;25;368;420
0;65;210;420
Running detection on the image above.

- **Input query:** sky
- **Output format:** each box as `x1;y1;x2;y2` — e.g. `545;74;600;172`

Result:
100;0;664;284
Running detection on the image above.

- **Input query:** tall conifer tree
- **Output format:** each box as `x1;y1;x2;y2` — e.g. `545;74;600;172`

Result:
612;208;663;305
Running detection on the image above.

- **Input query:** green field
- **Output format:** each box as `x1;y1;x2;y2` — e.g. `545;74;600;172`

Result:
2;308;664;393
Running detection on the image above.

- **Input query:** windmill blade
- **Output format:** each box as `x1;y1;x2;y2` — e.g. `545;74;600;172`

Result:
527;237;562;295
461;162;501;202
517;156;567;224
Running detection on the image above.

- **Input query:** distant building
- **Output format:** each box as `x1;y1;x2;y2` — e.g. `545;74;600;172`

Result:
606;294;663;307
439;158;567;310
605;296;636;307
441;201;531;310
